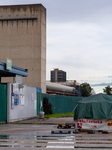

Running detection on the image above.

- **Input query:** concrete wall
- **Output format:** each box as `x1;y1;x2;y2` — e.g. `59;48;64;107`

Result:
0;4;46;93
7;83;37;123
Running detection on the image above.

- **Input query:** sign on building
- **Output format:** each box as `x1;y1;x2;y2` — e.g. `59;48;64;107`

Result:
6;58;12;70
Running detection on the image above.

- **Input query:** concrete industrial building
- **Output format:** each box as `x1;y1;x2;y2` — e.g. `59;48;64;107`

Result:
0;4;46;93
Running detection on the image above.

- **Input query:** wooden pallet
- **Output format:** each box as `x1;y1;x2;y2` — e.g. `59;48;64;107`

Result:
57;122;75;129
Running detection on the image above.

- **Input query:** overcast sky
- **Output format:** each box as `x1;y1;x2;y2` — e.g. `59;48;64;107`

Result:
1;0;112;92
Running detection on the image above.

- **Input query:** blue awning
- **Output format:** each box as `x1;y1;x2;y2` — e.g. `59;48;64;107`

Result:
0;62;28;77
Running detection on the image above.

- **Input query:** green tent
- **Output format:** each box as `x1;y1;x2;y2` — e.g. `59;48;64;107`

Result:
74;93;112;120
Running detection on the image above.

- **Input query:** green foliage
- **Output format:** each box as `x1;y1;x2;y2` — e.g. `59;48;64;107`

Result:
43;97;53;114
45;112;74;118
80;82;92;97
103;85;112;95
75;85;80;89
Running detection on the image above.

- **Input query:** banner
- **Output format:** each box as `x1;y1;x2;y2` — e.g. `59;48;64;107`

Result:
75;119;112;131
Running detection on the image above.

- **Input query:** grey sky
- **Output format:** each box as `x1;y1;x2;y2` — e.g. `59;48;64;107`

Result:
1;0;112;92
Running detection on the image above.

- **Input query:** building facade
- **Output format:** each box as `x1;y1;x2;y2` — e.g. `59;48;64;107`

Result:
51;68;66;82
0;4;46;93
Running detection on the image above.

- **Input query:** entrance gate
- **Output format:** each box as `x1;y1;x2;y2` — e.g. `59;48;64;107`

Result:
0;84;7;123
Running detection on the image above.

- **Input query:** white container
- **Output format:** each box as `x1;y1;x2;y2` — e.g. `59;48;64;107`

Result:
39;111;45;119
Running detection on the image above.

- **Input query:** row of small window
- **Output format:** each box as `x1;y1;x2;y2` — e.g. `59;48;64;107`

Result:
1;14;35;17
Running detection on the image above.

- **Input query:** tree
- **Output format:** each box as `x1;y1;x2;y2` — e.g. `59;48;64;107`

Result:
103;85;112;95
43;97;53;114
80;82;92;97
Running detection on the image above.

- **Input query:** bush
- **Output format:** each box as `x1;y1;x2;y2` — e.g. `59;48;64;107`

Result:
43;97;53;114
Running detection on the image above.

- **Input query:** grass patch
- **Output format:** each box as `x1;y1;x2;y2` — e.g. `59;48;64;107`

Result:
45;112;74;118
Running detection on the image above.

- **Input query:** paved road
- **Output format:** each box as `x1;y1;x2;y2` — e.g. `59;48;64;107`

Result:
16;117;74;125
0;123;112;149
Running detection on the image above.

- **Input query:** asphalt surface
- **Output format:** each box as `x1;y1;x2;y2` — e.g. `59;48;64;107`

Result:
0;117;112;149
0;123;112;150
15;117;74;125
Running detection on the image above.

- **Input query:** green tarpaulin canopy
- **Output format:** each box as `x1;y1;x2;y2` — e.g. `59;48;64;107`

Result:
74;93;112;120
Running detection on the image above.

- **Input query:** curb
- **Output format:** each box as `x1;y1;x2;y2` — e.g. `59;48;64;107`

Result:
11;122;65;125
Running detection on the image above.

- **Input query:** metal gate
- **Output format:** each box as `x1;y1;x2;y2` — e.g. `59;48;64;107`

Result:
0;84;7;123
37;92;43;117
